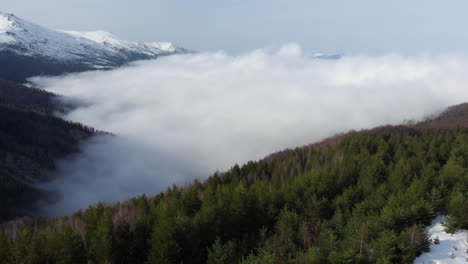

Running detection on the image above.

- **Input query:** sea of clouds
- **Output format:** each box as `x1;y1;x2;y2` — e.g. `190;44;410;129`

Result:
31;44;468;216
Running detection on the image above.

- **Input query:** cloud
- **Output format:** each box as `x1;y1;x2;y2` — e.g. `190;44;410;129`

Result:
36;135;205;216
31;45;468;216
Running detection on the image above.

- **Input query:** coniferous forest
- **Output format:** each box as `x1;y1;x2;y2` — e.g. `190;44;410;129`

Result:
3;5;468;264
1;124;467;264
0;81;97;220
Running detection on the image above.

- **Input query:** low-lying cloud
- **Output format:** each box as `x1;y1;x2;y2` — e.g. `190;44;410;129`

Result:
32;44;468;216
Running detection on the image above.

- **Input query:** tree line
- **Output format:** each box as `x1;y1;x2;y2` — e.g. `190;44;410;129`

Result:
1;127;467;263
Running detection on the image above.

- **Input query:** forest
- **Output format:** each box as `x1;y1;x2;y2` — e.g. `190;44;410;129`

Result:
0;81;98;220
0;124;467;263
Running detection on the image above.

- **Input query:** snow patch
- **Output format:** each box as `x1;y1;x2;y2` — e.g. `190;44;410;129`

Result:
414;216;468;264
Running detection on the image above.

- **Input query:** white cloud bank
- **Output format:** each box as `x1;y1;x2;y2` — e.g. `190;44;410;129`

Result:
32;44;468;216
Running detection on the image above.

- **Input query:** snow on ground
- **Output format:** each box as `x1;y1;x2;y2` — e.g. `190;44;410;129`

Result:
414;216;468;264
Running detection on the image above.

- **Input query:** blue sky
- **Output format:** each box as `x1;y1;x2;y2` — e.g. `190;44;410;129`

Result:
3;0;468;54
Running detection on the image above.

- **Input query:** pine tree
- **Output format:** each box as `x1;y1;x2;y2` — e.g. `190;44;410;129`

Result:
206;238;237;264
0;231;10;264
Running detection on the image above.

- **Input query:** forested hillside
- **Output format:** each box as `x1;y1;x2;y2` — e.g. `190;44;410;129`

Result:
0;80;57;114
417;102;468;130
1;122;467;263
0;81;97;220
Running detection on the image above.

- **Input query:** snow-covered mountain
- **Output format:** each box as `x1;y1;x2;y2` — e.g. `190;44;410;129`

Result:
0;11;188;81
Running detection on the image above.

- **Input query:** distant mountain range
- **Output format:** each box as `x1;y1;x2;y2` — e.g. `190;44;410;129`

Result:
0;11;347;82
0;11;189;82
311;53;343;59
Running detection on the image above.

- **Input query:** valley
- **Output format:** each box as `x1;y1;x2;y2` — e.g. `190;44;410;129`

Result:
0;8;467;264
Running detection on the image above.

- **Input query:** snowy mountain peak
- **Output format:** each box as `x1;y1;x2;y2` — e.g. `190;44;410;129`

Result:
0;12;27;43
0;11;187;74
64;30;181;55
65;30;125;46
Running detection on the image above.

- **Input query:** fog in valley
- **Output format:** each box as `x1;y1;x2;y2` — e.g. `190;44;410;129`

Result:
32;44;468;216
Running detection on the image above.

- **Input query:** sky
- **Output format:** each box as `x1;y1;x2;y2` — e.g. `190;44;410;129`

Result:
4;1;468;215
3;0;468;54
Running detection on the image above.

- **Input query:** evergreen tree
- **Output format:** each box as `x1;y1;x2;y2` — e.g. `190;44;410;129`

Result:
206;238;237;264
0;231;10;264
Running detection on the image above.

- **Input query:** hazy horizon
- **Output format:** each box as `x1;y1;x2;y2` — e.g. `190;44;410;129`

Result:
4;0;468;55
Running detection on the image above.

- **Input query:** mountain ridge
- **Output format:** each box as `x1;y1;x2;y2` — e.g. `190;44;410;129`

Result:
0;11;188;81
0;80;99;220
1;101;467;263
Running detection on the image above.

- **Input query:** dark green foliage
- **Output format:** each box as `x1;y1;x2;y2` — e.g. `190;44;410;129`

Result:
0;80;98;220
207;238;237;264
0;231;10;264
2;128;468;263
45;227;86;264
446;190;468;231
0;104;96;220
0;80;57;115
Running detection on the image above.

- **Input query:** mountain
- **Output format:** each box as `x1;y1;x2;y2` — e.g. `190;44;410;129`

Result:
0;11;188;82
0;80;98;221
311;53;343;59
417;102;468;130
0;102;467;263
0;80;57;114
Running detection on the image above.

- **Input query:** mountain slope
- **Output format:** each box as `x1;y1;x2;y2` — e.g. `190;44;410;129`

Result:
0;11;187;81
0;81;97;220
417;102;468;130
0;80;57;114
0;103;467;263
